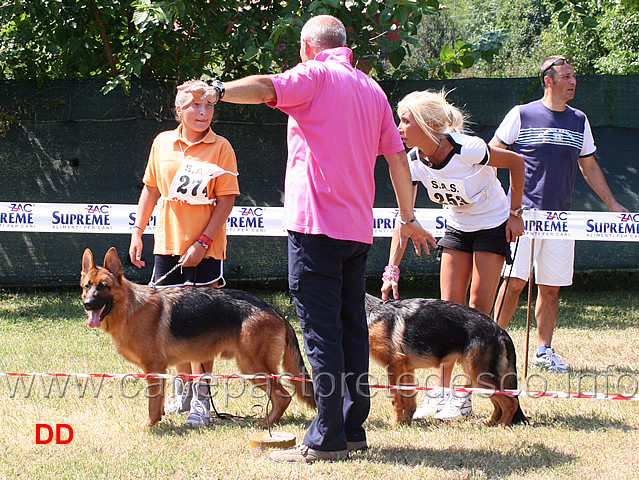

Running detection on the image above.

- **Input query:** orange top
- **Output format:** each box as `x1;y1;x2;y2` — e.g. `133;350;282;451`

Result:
143;125;240;259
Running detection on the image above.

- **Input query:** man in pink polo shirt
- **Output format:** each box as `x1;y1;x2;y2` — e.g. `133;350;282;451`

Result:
181;14;435;463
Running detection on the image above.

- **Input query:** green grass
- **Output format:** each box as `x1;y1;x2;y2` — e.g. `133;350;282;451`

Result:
1;282;638;479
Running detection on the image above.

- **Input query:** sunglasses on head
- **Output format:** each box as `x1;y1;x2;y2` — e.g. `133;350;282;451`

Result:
540;57;571;83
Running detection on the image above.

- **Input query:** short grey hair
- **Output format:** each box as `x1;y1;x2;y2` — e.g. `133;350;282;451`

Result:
301;15;347;51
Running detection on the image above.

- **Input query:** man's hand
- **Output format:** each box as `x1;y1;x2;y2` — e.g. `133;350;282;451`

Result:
608;201;629;213
177;83;219;109
398;220;438;256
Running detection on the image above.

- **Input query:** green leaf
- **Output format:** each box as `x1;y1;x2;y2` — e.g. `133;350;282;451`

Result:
308;1;321;13
380;7;393;24
244;45;259;61
418;0;441;9
132;10;149;26
440;44;455;62
260;53;271;70
389;46;406;68
558;10;571;27
454;39;467;51
460;55;475;68
582;16;598;28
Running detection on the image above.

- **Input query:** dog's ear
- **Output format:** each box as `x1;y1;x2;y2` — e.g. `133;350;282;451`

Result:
81;248;95;278
103;247;124;279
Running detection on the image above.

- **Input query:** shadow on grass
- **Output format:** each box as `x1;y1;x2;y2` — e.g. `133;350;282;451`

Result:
531;412;639;432
363;443;575;476
149;409;313;438
507;288;639;331
0;290;81;324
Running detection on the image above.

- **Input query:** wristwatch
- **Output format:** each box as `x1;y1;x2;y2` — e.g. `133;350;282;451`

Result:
207;79;225;103
510;207;525;217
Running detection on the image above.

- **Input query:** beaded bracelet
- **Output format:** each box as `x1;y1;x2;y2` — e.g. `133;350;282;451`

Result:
382;264;400;283
132;225;144;231
196;239;209;250
198;233;213;247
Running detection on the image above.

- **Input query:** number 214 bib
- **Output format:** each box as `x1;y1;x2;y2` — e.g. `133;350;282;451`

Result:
167;158;238;205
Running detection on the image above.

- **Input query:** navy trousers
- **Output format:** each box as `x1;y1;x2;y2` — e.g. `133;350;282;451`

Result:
287;231;371;452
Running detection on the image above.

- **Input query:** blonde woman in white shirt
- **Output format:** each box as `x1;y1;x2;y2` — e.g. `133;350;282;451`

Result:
381;89;525;420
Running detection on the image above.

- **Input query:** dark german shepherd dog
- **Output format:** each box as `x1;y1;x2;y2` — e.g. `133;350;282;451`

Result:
365;294;527;426
81;247;315;428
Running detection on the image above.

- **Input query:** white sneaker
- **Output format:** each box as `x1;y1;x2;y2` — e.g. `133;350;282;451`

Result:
433;394;472;420
185;398;211;427
164;378;192;415
532;347;570;373
413;390;449;419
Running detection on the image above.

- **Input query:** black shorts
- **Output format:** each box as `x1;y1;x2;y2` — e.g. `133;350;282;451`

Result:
437;221;512;264
151;255;225;287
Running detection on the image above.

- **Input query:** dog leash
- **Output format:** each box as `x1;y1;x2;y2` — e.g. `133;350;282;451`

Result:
493;237;520;323
197;363;261;422
493;206;530;322
149;262;182;288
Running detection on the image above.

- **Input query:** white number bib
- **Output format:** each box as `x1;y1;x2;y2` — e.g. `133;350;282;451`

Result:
424;176;473;206
167;158;238;205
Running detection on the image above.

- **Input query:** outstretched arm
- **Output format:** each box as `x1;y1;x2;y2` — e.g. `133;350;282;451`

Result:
384;150;438;256
178;76;277;107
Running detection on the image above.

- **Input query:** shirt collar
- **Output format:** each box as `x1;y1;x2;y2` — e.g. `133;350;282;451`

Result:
175;123;217;146
313;47;353;65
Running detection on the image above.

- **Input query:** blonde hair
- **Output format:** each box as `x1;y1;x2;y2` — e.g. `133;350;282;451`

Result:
174;79;209;122
397;89;467;143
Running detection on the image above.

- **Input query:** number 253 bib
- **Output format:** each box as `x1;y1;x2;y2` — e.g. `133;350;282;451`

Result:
424;176;473;207
167;158;238;205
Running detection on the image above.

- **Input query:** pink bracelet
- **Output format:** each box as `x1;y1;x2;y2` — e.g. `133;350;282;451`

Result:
382;264;400;282
199;233;213;245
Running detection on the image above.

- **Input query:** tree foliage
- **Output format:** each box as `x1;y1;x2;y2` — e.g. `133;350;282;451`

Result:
401;4;510;80
414;0;552;79
545;0;639;74
405;0;639;79
0;0;506;93
7;0;634;89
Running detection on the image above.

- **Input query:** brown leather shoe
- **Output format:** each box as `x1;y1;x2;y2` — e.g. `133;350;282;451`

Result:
269;444;349;463
347;440;368;452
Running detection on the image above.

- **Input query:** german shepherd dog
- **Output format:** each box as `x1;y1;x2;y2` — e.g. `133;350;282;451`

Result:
80;247;315;428
365;294;527;426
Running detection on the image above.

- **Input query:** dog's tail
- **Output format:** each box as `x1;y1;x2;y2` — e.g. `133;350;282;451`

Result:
283;321;316;408
501;330;529;425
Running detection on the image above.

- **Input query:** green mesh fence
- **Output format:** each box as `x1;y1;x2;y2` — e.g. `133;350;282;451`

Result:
1;77;638;287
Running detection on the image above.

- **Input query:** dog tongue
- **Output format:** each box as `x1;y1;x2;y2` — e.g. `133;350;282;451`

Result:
87;307;104;328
